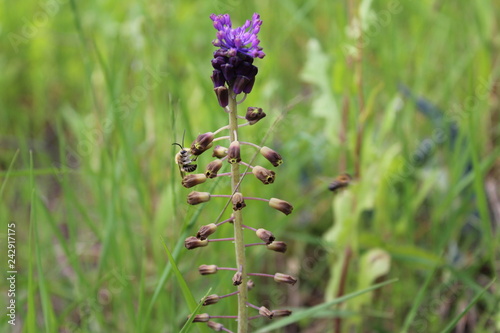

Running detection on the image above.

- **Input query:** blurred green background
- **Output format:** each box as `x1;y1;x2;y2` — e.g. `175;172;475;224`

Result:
1;0;499;332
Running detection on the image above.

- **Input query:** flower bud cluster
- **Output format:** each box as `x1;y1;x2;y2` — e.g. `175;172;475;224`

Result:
182;13;295;332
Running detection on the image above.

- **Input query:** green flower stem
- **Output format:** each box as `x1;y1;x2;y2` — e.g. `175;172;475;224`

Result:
228;90;248;333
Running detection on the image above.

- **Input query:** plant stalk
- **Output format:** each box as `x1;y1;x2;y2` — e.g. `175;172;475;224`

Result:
228;90;248;333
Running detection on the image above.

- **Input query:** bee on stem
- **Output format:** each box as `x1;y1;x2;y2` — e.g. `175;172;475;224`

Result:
328;173;352;192
173;133;198;177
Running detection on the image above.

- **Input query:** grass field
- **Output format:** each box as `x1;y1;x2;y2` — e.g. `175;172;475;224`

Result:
1;0;499;332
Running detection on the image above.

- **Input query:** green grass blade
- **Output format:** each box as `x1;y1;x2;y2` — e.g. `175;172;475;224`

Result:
160;237;210;333
179;288;213;333
400;267;436;333
255;278;398;332
440;279;496;333
26;151;36;331
0;149;20;199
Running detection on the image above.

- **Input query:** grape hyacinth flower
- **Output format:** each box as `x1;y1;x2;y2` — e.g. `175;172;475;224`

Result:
182;13;295;333
210;13;265;103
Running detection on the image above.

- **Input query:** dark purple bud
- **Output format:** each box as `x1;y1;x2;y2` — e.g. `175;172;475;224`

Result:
233;75;251;94
205;159;223;178
211;56;227;70
214;86;229;107
243;77;255;94
211;70;225;88
229;55;241;67
213;49;228;57
227;141;241;164
221;63;235;83
190;132;215;156
252;166;275;184
245;107;266;125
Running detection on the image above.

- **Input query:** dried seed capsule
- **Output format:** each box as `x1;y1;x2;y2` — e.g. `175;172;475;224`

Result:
252;165;275;184
187;191;211;205
227;141;241;164
269;198;293;215
198;264;218;275
207;321;224;331
190;132;215;156
203;294;220;306
196;223;218;240
182;174;207;188
191;313;210;322
267;241;287;253
259;306;273;319
232;192;246;210
212;145;228;158
245;107;266;125
260;146;283;167
256;228;275;244
247;279;255;290
272;309;292;317
232;271;243;286
274;273;297;286
214;86;229;107
185;236;209;250
205;160;223;178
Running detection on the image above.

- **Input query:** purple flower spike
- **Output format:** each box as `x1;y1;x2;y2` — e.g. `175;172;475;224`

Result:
210;13;265;94
210;13;265;59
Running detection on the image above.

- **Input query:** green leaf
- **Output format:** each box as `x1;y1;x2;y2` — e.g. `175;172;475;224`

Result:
255;278;398;332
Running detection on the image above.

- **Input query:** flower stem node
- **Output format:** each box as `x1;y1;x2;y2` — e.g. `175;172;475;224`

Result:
269;198;293;215
274;273;297;286
191;132;215;156
232;192;246;210
227;141;241;164
207;320;224;331
212;145;228;158
252;165;276;184
205;160;223;178
260;146;283;167
245;107;266;125
232;271;243;286
256;228;275;244
203;294;220;306
182;174;207;188
259;306;274;319
267;241;287;253
191;313;210;322
185;236;209;250
214;86;229;108
187;191;211;205
197;223;218;240
199;264;218;275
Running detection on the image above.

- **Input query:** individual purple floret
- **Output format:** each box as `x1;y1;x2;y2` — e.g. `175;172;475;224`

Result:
210;13;265;97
